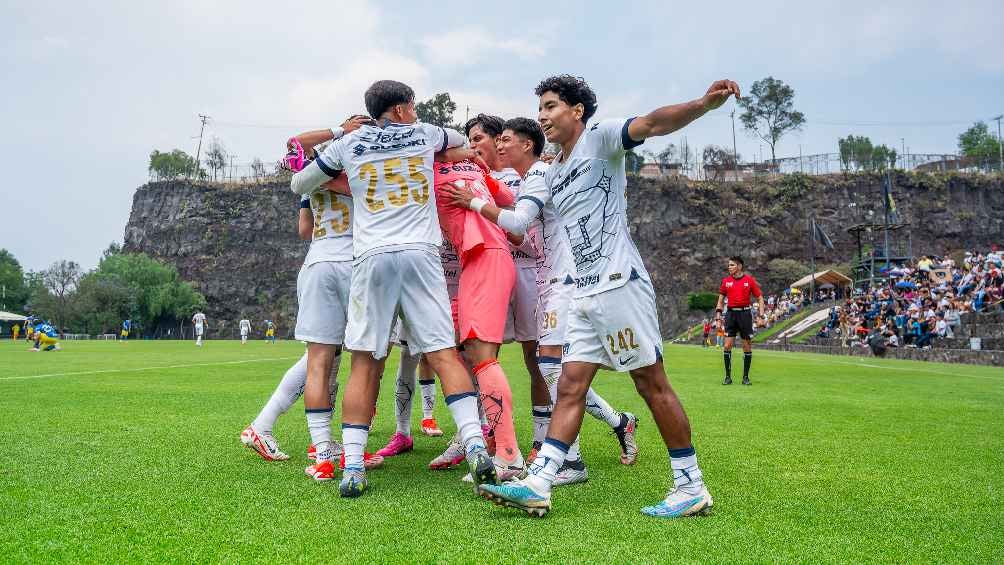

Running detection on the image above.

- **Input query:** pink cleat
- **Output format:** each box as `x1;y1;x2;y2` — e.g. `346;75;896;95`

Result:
376;432;414;457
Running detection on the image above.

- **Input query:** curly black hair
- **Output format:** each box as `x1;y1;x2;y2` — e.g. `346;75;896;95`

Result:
503;117;545;157
534;75;597;123
364;80;415;120
729;256;744;267
463;113;505;138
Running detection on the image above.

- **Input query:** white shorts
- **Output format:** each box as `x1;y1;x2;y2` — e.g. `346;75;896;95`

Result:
195;324;204;337
295;261;351;345
345;249;456;360
505;267;538;342
563;278;663;372
537;278;572;346
390;281;458;352
240;330;249;337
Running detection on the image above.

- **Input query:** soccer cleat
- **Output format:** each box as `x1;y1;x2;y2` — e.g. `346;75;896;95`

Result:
466;448;499;490
420;418;444;437
742;376;752;386
307;441;344;462
375;432;414;457
641;486;714;518
240;425;289;462
462;453;525;483
723;376;733;385
553;458;588;486
614;412;639;465
304;458;335;481
428;437;466;470
339;467;368;497
479;479;551;517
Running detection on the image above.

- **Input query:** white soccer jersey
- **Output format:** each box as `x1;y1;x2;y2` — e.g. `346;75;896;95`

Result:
316;123;453;260
544;118;649;297
239;319;251;333
517;161;573;289
439;236;460;286
303;192;354;265
494;168;538;269
193;312;206;326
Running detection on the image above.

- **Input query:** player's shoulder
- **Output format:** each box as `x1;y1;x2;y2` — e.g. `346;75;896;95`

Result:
527;160;550;177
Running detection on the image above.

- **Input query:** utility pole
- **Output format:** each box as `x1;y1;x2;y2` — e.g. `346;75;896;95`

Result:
730;110;738;181
228;154;237;181
900;138;906;170
193;114;210;179
465;105;470;124
994;114;1003;171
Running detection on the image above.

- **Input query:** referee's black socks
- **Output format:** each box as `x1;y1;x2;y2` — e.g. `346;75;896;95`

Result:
743;351;752;378
723;351;732;377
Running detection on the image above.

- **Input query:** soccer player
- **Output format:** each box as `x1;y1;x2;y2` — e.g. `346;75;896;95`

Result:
120;319;131;341
239;317;251;345
463;117;638;485
465;114;550;445
29;320;61;351
290;79;497;498
11;322;19;341
715;256;765;386
264;320;276;343
455;75;739;517
375;323;443;459
702;319;711;347
192;311;207;346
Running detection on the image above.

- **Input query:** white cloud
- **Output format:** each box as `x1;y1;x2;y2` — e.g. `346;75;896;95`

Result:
420;28;546;69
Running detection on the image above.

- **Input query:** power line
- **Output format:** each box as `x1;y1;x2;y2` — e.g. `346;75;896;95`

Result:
193;114;210;178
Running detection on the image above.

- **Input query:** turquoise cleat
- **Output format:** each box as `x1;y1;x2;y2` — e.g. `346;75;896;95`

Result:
339;468;368;498
641;486;713;518
478;480;551;517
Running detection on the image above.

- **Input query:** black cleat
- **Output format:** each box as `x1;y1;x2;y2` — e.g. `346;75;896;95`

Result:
723;376;732;385
742;376;751;386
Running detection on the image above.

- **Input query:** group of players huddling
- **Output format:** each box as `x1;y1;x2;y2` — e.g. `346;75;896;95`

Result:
239;74;741;518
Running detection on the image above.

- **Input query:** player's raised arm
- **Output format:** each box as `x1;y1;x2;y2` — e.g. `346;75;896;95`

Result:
445;183;541;236
288;115;370;195
626;80;741;142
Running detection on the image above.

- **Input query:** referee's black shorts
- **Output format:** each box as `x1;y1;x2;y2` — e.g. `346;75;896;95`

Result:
725;308;754;340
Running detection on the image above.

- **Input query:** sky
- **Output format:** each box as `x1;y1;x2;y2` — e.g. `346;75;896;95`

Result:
1;0;1002;273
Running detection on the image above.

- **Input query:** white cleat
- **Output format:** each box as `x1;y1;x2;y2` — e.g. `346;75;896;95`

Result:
553;458;588;486
641;486;714;518
240;425;290;462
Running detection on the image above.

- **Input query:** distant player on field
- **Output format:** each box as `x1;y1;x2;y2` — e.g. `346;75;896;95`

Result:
11;322;19;341
464;74;739;518
239;317;251;345
264;320;276;343
30;320;61;351
715;256;764;386
290;79;497;498
192;311;207;346
120;319;131;341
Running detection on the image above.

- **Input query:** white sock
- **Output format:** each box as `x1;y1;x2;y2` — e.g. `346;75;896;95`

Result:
306;409;333;461
669;446;705;495
419;378;436;419
196;336;202;346
252;353;308;433
395;350;420;436
445;392;486;454
342;424;369;470
531;405;552;447
526;438;568;494
585;388;621;428
540;356;583;462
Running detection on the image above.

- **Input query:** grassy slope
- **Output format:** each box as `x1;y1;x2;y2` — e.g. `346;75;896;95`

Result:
1;340;1002;563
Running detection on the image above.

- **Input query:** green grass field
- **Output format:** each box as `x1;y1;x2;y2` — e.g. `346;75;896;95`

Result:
2;339;1002;563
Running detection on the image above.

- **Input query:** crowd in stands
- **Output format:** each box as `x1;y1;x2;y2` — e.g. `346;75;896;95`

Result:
815;249;1004;350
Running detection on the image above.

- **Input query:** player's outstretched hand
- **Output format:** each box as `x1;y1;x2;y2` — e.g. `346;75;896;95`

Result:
443;181;476;209
702;79;741;111
342;114;374;134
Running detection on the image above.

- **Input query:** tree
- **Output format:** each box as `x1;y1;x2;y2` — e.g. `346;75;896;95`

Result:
870;144;898;171
0;249;30;312
149;149;202;181
42;260;81;332
958;121;1002;169
95;252;205;333
838;135;896;171
702;145;740;180
764;258;809;293
738;77;805;165
72;272;137;335
687;292;719;311
625;150;644;175
416;93;458;128
250;157;267;180
204;138;228;181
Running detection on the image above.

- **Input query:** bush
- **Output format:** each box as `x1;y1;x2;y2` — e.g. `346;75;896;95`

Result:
687;292;719;311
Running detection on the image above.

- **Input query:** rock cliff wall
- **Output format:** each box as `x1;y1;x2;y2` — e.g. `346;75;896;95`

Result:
124;173;1004;336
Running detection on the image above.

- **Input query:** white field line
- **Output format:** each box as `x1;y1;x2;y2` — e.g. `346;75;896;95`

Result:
1;356;300;382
